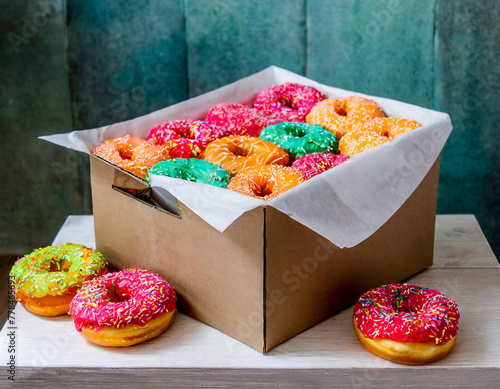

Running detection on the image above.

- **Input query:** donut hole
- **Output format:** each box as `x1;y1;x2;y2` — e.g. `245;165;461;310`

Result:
49;258;72;272
233;144;250;157
110;283;131;303
118;148;134;160
250;179;273;198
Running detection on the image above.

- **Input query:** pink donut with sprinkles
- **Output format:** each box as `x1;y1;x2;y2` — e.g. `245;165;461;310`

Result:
253;82;325;122
148;120;229;158
291;152;348;180
69;268;177;347
353;283;460;365
205;103;287;137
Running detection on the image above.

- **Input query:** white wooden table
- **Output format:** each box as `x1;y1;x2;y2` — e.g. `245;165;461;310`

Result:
1;215;499;388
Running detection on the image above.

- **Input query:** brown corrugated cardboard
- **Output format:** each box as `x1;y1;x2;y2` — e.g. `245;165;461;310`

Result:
90;155;440;352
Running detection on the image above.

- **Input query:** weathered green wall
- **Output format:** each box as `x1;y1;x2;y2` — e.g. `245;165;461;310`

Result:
1;0;499;259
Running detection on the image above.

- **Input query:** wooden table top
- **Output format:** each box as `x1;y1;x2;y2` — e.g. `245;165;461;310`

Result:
1;215;499;388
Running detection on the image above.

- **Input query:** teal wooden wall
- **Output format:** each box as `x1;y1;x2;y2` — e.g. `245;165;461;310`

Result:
1;0;499;260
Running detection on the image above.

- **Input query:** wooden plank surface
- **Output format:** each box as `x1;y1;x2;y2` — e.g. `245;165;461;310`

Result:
432;215;499;268
51;214;500;268
185;0;306;97
306;0;436;108
1;215;499;387
433;0;500;262
0;0;87;254
66;0;188;130
2;268;499;387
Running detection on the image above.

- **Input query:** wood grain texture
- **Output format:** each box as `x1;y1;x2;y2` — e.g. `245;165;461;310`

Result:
67;0;188;130
0;0;88;254
433;0;500;263
1;268;498;387
433;215;499;268
306;0;436;107
185;0;306;97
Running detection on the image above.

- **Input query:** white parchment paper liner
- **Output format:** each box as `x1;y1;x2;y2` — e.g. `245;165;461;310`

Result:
40;66;452;248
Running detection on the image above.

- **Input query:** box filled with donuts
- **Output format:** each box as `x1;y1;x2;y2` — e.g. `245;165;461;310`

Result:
41;66;453;353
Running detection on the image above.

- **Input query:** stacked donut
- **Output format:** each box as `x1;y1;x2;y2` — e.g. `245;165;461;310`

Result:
93;82;422;200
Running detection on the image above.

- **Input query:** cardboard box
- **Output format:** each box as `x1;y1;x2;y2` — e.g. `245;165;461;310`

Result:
90;153;439;353
44;67;451;352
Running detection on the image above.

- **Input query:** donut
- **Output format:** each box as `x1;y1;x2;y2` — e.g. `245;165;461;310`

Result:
259;122;339;159
353;283;460;365
201;135;289;175
291;152;349;180
205;103;287;137
9;244;107;316
69;268;177;347
338;128;389;156
93;135;170;179
147;120;229;157
145;158;231;188
253;82;325;122
361;117;422;140
306;96;384;139
227;165;304;201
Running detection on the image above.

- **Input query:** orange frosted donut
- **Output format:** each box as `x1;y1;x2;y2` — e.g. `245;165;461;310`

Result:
227;165;304;201
306;96;384;138
362;117;422;140
201;135;289;175
339;128;389;156
93;135;170;179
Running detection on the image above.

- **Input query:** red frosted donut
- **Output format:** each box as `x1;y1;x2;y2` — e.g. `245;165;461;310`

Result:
148;120;229;157
291;152;348;180
353;283;460;365
93;135;170;179
253;82;325;122
205;103;287;137
70;268;177;347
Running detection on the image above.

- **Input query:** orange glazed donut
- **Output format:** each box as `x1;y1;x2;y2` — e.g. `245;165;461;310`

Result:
361;117;422;140
339;128;389;156
306;96;384;139
227;165;304;201
201;135;289;175
93;135;170;179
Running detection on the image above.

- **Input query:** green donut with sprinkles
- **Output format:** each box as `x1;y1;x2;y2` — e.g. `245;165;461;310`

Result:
10;243;107;316
146;158;231;188
259;122;339;159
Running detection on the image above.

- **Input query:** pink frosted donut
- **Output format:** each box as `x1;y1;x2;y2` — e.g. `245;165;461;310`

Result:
205;103;287;137
69;268;177;347
291;152;348;180
253;82;325;122
148;120;229;158
353;283;460;365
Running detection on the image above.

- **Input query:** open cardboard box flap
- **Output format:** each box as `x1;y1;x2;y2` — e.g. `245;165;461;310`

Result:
41;66;452;248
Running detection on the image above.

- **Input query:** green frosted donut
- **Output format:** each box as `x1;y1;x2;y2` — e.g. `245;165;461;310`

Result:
146;158;231;188
259;122;339;158
10;243;107;298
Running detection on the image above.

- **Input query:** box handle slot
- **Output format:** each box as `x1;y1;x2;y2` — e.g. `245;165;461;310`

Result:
111;185;181;219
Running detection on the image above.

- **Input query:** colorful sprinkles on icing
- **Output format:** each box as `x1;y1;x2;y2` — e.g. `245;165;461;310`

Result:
260;122;339;159
69;268;177;331
145;158;231;188
353;284;460;344
291;152;348;180
253;83;325;122
205;103;287;137
10;244;107;298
